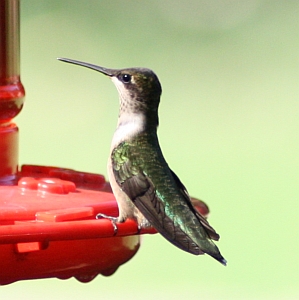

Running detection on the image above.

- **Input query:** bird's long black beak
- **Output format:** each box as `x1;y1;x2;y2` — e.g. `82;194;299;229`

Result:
57;57;114;76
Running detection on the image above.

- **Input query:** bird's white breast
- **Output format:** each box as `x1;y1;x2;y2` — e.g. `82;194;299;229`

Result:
110;113;145;150
108;112;145;221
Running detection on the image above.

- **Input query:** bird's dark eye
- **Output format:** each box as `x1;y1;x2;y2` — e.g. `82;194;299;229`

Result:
119;74;131;83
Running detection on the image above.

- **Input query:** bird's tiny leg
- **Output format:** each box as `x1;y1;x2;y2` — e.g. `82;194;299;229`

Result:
96;213;118;234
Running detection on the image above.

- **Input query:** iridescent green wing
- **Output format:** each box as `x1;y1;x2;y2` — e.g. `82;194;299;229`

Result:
169;169;220;241
111;141;204;255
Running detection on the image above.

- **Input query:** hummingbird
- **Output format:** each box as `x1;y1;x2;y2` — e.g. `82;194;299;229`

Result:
58;58;226;265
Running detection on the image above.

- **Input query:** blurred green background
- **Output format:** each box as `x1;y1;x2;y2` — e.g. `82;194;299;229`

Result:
1;0;299;299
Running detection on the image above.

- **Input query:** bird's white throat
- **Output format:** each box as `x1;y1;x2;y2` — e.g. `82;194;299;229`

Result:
111;113;145;149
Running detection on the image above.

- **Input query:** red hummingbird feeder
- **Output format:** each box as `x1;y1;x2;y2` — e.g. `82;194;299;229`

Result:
0;0;210;285
0;0;152;285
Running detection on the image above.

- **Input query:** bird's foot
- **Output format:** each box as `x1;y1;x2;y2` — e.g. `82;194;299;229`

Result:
96;213;118;235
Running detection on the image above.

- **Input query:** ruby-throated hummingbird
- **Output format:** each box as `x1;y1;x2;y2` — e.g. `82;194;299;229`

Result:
58;58;226;265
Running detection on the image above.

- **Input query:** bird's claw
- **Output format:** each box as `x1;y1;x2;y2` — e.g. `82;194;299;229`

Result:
96;213;118;235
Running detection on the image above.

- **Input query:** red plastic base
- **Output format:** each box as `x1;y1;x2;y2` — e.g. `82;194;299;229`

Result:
0;165;152;285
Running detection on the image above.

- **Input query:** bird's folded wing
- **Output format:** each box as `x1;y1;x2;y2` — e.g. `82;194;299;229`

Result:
111;142;204;254
170;169;220;241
